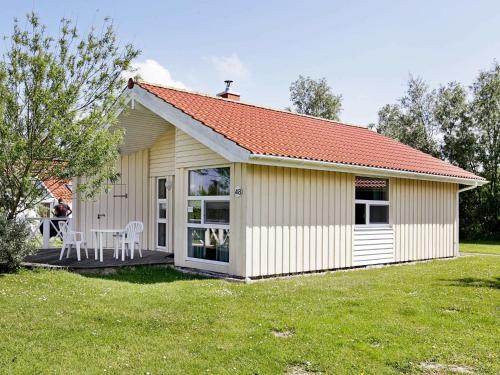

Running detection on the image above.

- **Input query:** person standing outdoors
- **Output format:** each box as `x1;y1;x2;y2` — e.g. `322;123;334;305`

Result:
53;198;72;218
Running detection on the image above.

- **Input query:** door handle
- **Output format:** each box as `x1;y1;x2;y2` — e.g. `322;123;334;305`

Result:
97;213;106;220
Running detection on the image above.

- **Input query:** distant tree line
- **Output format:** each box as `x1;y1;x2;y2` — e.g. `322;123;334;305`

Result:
371;64;499;240
290;66;499;240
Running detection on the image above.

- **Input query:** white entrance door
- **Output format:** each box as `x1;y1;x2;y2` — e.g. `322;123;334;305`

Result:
156;177;168;250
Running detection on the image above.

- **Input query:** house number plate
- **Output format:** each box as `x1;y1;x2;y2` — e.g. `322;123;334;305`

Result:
234;186;243;197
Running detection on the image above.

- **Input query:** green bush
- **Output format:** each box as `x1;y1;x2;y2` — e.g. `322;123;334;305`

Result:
0;214;36;271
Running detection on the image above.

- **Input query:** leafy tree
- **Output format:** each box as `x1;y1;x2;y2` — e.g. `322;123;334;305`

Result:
470;63;500;239
434;82;482;239
288;75;342;120
373;76;440;157
374;68;499;240
0;13;139;268
435;82;478;173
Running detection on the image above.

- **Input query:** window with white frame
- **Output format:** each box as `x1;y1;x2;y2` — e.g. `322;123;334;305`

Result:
187;168;230;262
355;177;389;225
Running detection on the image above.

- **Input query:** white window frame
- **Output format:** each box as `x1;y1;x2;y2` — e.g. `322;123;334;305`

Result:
355;199;390;227
186;166;230;264
355;177;390;227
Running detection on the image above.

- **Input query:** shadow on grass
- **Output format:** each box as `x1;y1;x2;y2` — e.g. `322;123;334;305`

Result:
461;240;500;246
81;265;209;285
443;277;500;290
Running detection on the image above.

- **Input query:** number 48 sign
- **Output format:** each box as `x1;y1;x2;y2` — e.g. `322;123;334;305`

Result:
234;186;243;197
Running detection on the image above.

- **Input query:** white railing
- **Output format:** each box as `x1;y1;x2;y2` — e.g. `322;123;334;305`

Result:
26;217;71;249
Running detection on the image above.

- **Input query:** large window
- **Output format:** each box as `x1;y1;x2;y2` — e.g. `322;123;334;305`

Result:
355;177;389;225
187;168;230;263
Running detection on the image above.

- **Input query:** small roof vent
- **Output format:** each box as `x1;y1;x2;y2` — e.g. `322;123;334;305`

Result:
217;80;240;101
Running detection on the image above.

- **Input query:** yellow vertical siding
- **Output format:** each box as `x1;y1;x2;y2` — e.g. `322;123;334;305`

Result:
391;178;457;260
76;149;150;249
243;166;457;278
175;128;227;168
149;127;175;176
244;165;355;277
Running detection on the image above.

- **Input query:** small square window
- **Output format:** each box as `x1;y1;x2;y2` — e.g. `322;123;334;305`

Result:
355;177;390;225
205;201;229;225
369;205;389;224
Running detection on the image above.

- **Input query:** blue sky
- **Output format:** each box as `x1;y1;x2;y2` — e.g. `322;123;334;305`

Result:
1;1;500;125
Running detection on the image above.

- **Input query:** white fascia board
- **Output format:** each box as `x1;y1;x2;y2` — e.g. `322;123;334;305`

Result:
130;86;251;163
248;154;487;187
458;182;479;193
114;93;133;119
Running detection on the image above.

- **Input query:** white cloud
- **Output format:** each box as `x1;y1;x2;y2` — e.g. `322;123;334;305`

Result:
124;59;187;89
210;53;249;80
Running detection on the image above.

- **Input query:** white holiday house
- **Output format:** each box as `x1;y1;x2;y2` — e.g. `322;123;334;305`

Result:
72;79;486;278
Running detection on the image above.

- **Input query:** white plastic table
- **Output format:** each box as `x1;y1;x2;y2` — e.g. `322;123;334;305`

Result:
91;229;125;262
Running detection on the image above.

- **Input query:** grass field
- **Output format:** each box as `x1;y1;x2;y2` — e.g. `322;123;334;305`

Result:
0;253;498;374
460;240;500;255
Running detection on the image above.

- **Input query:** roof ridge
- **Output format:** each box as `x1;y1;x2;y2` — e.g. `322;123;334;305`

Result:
136;80;369;130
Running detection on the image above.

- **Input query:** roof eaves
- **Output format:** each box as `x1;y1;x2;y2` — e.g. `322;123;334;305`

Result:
248;153;486;185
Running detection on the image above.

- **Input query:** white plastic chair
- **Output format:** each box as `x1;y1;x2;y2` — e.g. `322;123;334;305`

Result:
59;221;88;261
116;221;144;261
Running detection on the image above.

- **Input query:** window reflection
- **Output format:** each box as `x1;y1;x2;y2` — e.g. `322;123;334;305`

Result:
189;168;230;196
188;228;229;262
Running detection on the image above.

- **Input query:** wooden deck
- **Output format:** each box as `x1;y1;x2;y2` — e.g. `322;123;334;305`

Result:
23;248;174;270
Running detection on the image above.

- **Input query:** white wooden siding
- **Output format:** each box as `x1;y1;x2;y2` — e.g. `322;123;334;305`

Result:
149;127;175;176
175;128;227;168
76;149;150;249
353;226;394;266
242;166;458;278
244;165;354;277
391;178;457;261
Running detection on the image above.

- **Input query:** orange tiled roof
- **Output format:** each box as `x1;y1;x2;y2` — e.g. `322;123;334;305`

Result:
138;82;483;181
43;178;72;202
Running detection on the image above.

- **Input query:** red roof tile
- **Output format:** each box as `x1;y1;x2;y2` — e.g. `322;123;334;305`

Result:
43;178;72;202
137;82;483;181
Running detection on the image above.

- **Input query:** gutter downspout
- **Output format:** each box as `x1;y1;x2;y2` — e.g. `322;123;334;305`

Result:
455;181;479;256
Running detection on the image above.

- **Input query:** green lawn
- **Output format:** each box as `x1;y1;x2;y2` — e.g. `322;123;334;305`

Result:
460;241;500;255
0;257;498;374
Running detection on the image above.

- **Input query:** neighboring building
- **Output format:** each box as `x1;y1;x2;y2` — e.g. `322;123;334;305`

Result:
38;178;73;217
73;79;486;278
